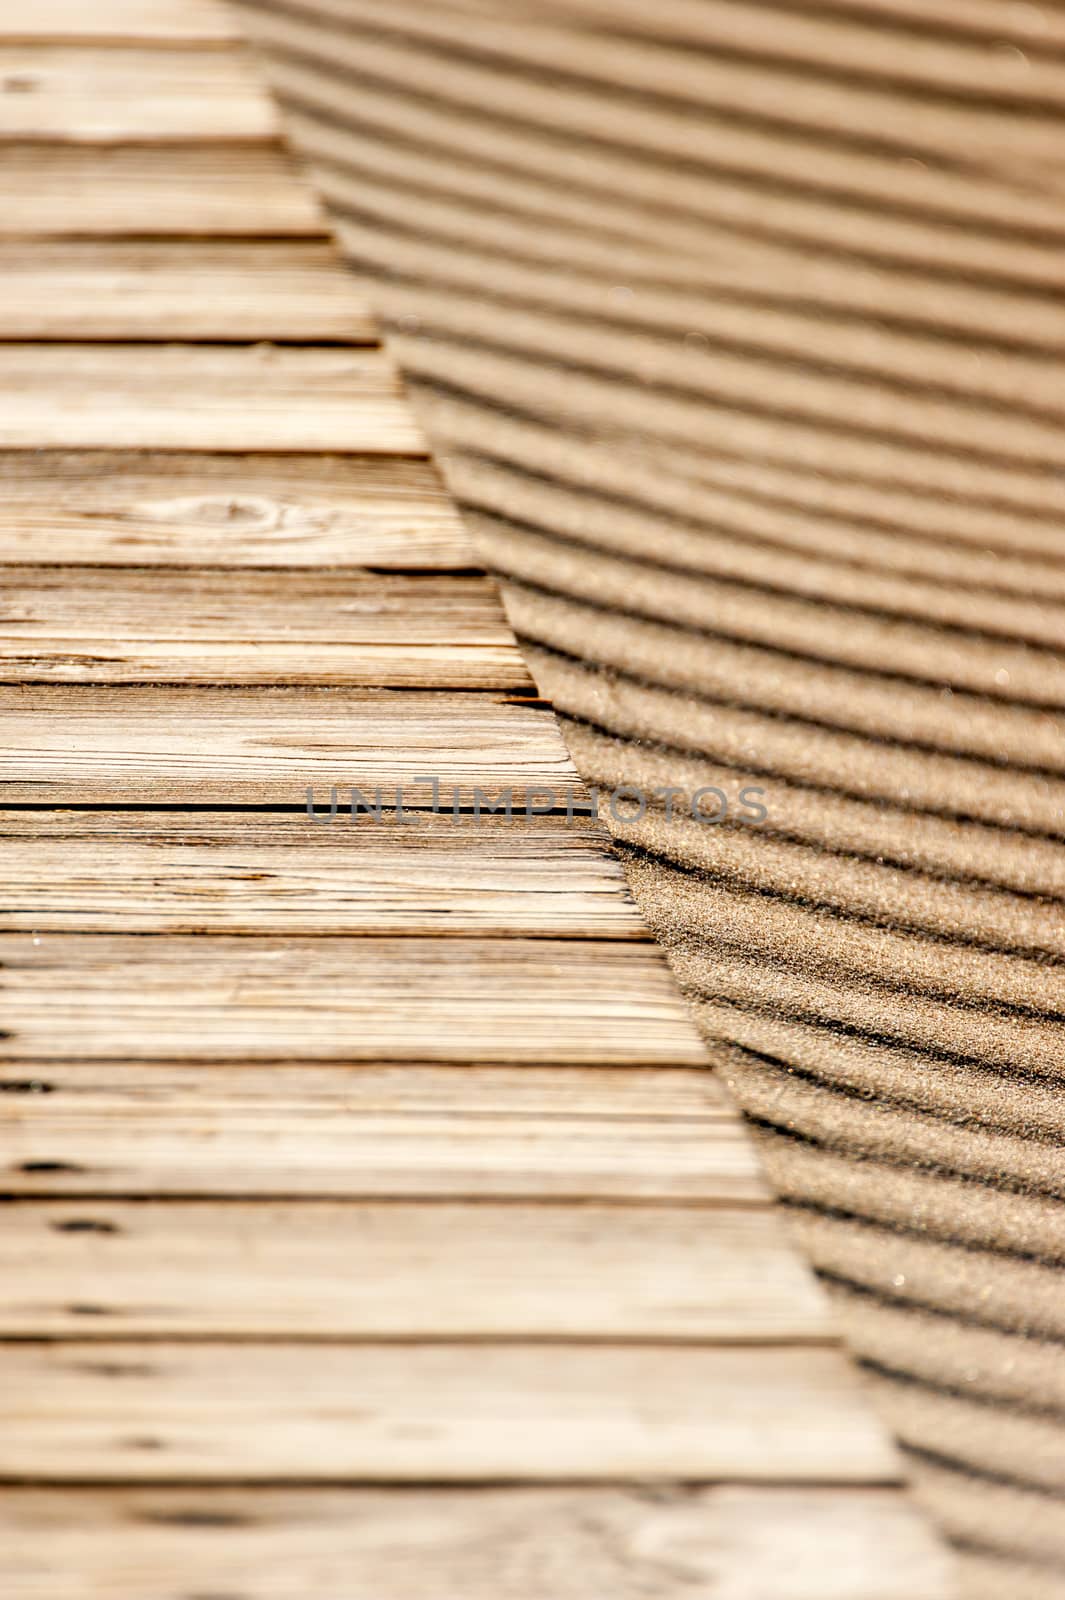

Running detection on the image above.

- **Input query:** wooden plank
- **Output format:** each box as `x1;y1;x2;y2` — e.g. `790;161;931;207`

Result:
0;5;920;1589
0;453;472;569
0;1200;829;1339
0;145;325;235
0;1484;951;1600
0;1342;899;1481
0;0;236;41
0;46;276;141
0;1062;762;1201
0;242;376;340
0;686;575;803
0;934;707;1064
0;812;639;935
0;569;530;687
0;346;422;451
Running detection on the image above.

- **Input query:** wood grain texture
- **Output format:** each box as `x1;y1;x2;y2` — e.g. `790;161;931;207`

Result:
0;1342;899;1482
0;812;638;934
0;685;575;803
0;46;275;140
0;453;471;569
0;145;324;234
0;1061;765;1201
0;0;236;40
0;1199;829;1339
0;242;375;340
0;569;530;686
0;934;706;1064
0;0;935;1587
0;345;422;451
0;1484;952;1600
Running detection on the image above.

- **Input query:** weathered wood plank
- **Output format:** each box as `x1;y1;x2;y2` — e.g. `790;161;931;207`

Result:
0;935;707;1064
0;346;422;451
0;1200;828;1339
0;569;530;687
0;145;325;234
0;453;471;568
0;812;639;934
0;686;574;803
0;1484;951;1600
0;242;375;339
0;46;275;141
0;0;236;41
0;1062;761;1201
0;1342;899;1481
0;0;924;1587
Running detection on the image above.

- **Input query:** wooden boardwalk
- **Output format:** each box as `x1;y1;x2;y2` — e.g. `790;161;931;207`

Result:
0;4;950;1595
